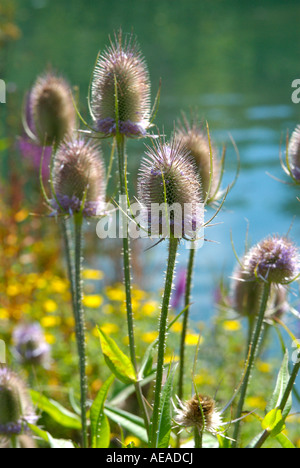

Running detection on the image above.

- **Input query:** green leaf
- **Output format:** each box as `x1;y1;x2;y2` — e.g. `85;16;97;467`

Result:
104;405;148;443
28;424;75;448
275;432;296;448
90;375;114;448
98;327;137;384
261;409;285;437
157;365;177;448
266;350;292;420
30;390;81;430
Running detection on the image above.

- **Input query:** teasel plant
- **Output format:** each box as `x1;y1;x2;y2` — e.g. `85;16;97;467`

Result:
39;134;107;448
66;30;163;437
230;234;300;446
136;134;209;447
172;112;239;446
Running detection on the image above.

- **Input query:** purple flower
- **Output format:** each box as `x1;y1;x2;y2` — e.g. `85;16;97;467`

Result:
13;322;50;367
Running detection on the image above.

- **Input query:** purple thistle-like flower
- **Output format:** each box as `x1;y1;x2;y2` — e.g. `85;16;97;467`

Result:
51;136;106;218
243;236;300;285
137;137;203;240
13;323;51;367
0;368;37;437
91;31;151;137
288;125;300;181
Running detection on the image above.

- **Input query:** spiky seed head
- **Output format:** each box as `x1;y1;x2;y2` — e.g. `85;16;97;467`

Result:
231;266;289;319
13;323;50;367
242;236;299;285
288;125;300;181
137;137;203;239
175;117;220;200
175;394;222;434
0;368;36;436
91;31;151;137
30;72;76;146
52;136;106;217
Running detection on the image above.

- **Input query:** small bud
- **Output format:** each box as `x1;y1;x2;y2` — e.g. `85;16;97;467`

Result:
231;266;289;319
137;137;203;239
175;394;222;435
13;323;50;367
243;236;299;284
0;368;36;436
288;125;300;181
175;116;220;201
51;136;106;217
91;31;151;137
29;72;76;146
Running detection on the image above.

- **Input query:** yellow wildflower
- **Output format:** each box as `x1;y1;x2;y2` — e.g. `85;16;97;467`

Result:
41;316;61;328
43;300;58;313
141;331;158;343
124;436;141;447
83;295;103;308
82;270;104;281
223;320;241;332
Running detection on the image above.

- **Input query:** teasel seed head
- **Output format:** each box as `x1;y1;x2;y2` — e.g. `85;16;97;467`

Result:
175;115;221;202
29;72;76;146
91;31;151;137
13;323;51;367
0;367;36;436
231;266;289;320
242;236;299;285
175;394;222;435
137;136;203;240
287;125;300;182
51;136;106;218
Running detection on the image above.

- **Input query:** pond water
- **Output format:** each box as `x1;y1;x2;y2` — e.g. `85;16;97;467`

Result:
4;0;300;329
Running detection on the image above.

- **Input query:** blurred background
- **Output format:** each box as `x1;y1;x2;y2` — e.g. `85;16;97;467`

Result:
1;0;300;341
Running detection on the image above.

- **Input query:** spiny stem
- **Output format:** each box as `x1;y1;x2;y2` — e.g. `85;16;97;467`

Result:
116;134;150;436
176;247;196;448
232;282;271;447
150;237;179;447
73;213;88;448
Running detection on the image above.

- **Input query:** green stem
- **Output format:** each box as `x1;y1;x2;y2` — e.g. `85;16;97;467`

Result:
150;237;179;448
194;427;203;448
254;349;300;449
176;247;196;448
73;213;88;448
116;134;150;436
232;282;271;447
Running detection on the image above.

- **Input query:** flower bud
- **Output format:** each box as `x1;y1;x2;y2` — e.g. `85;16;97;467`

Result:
29;72;76;146
288;125;300;181
52;136;106;217
0;368;36;436
91;31;151;137
137;137;203;239
231;266;289;319
175;117;220;201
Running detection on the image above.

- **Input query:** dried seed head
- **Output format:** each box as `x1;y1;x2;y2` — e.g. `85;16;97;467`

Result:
231;266;289;319
243;236;299;285
175;394;222;434
13;323;50;367
29;72;76;146
175;117;220;200
52;136;106;217
91;31;151;137
137;137;203;239
288;125;300;181
0;368;36;436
